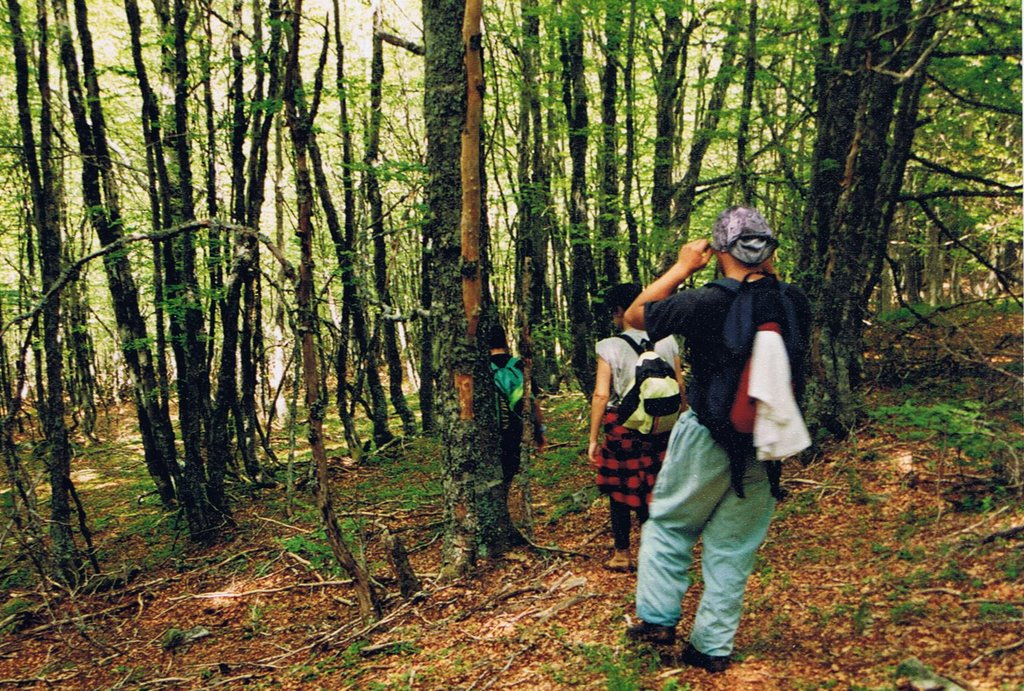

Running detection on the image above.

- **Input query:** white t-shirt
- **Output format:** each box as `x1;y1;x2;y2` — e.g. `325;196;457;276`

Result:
595;328;680;406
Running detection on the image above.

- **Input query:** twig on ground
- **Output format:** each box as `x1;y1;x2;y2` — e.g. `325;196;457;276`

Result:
968;637;1024;667
957;506;1010;535
523;535;591;558
254;514;312;533
534;593;594;624
170;580;354;601
469;640;537;691
454;583;547;622
981;523;1024;543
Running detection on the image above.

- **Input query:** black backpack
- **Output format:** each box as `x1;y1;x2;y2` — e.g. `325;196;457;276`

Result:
700;273;806;499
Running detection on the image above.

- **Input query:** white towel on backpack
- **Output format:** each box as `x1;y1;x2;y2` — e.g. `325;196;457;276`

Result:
748;329;811;460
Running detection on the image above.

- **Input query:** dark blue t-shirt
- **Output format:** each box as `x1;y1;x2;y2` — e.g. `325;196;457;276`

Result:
643;277;812;425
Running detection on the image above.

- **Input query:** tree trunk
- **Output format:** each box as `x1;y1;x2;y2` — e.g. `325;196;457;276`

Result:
669;4;744;238
621;0;640;283
9;0;80;583
284;2;381;622
516;0;554;390
59;0;182;511
797;0;945;435
731;1;757;205
597;0;623;288
330;0;364;453
559;0;596;396
207;246;254;519
650;10;697;237
424;0;468;454
166;0;216;541
367;20;417;437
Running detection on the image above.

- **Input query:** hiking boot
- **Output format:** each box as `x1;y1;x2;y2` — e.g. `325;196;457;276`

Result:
680;643;730;673
625;620;676;646
604;549;633;573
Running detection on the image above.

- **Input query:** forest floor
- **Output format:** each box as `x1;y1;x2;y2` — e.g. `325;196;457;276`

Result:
0;304;1022;690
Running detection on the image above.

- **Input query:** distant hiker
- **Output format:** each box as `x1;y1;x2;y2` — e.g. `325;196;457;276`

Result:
489;324;546;484
623;206;812;672
587;283;685;573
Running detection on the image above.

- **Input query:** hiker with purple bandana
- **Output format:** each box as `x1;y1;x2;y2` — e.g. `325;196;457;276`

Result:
622;206;812;673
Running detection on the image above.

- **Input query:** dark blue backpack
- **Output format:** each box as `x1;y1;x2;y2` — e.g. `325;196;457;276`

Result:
701;273;806;499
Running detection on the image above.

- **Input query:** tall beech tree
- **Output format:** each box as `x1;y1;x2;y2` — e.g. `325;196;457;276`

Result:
8;0;80;583
559;0;596;395
55;0;182;513
798;0;951;435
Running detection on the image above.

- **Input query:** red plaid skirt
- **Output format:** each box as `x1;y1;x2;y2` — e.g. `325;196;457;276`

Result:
595;408;670;507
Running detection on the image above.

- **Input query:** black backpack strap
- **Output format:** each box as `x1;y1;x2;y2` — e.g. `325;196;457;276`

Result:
614;333;646;356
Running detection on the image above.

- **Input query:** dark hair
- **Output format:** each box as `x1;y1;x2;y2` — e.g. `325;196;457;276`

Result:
603;283;642;312
486;323;509;350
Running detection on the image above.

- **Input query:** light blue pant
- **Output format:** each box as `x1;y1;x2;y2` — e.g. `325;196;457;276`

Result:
635;410;775;657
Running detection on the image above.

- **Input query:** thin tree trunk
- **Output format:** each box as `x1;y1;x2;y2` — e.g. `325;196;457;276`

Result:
651;11;697;236
167;0;217;540
517;0;553;389
366;20;417;437
283;4;380;622
731;1;757;205
207;246;254;519
59;0;182;511
9;0;80;583
560;0;596;396
330;0;363;454
597;0;623;288
621;0;640;283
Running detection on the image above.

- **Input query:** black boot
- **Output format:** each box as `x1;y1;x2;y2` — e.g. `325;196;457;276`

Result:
680;643;730;673
625;620;676;646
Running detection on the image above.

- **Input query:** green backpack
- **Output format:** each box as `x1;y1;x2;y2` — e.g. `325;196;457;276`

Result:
491;357;525;430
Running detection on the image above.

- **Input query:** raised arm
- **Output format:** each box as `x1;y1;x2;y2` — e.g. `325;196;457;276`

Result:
624;239;713;329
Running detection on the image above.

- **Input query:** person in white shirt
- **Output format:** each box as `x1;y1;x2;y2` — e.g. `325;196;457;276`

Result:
587;283;684;573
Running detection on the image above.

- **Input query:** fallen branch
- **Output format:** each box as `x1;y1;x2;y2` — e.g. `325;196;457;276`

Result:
957;506;1010;535
981;523;1024;543
968;637;1024;667
174;580;354;601
534;593;594;624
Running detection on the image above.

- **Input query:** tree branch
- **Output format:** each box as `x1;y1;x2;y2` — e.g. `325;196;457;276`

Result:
909;153;1021;191
0;219;296;339
926;73;1020;116
917;200;1023;300
376;30;424;56
898;189;1020;202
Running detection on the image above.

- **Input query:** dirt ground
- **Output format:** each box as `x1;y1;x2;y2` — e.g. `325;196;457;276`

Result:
1;311;1021;689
